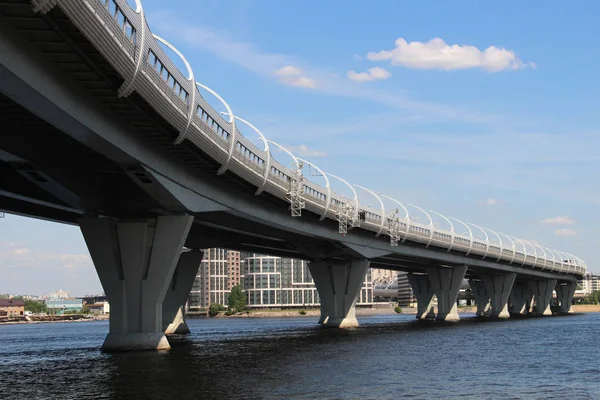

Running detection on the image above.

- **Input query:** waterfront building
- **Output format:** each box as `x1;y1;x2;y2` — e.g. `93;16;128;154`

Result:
188;249;241;310
242;254;373;308
45;298;83;313
577;273;600;295
0;299;25;317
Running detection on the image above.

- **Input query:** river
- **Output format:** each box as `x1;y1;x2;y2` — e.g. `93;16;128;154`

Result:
0;313;598;399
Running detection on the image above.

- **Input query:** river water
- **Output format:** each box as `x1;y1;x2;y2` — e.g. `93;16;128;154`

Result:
0;313;598;399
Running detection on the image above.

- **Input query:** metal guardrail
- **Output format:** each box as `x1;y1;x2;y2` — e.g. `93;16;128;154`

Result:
30;0;587;277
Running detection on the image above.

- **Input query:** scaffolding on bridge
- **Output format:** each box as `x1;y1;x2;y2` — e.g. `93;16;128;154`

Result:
286;161;305;217
387;208;401;246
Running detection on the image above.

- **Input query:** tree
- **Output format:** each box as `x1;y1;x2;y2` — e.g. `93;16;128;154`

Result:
227;285;247;314
208;303;226;317
25;300;47;314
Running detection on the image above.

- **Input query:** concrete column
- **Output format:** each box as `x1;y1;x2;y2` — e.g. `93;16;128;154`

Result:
529;279;557;316
427;265;467;321
481;273;516;318
80;215;193;352
555;282;576;314
162;250;204;335
468;279;490;316
308;261;331;324
509;282;533;316
408;273;435;319
308;260;369;328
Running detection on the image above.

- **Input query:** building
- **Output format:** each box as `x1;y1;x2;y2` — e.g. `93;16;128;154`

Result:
49;289;70;299
397;272;416;306
227;251;241;289
371;268;397;285
46;298;83;314
577;273;600;295
242;253;373;308
0;299;25;317
188;249;241;310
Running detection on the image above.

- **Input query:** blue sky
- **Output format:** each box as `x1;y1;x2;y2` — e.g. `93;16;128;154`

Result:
1;0;599;295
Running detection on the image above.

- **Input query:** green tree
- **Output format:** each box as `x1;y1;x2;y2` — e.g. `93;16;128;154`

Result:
227;285;247;314
25;300;47;314
208;303;226;317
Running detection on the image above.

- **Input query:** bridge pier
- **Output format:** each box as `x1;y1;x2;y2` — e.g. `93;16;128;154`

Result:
308;260;369;328
80;215;193;352
428;265;467;321
529;279;557;316
555;282;576;314
162;250;204;335
481;272;516;318
407;273;435;319
468;279;491;316
509;282;533;316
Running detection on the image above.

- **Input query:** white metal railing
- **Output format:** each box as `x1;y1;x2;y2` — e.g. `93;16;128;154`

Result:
34;0;587;278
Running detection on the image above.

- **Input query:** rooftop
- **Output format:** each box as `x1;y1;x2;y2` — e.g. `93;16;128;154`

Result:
0;299;25;307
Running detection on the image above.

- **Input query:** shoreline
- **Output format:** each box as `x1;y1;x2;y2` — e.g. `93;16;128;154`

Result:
2;305;598;325
197;304;600;319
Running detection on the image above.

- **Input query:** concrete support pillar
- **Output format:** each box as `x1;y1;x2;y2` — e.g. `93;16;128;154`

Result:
79;215;193;352
407;273;435;319
308;260;369;328
555;282;576;314
427;265;467;321
529;279;557;316
162;250;204;335
468;279;490;316
481;273;516;318
509;282;533;316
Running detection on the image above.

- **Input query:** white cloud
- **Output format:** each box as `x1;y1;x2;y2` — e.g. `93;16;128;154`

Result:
540;216;575;225
478;198;499;206
11;248;30;256
367;38;534;72
275;66;316;88
275;66;303;76
352;54;363;60
347;67;391;82
147;13;520;126
554;228;577;237
287;144;327;157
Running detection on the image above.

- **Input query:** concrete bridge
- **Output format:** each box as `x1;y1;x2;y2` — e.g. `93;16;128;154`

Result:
0;0;586;351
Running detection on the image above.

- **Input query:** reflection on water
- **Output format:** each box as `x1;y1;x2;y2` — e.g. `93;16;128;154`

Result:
0;313;599;399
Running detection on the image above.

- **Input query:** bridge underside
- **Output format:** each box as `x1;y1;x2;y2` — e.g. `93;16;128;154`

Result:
0;0;581;351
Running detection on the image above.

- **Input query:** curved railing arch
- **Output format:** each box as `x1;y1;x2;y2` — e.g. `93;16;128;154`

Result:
430;210;455;252
221;113;270;195
296;157;331;221
407;204;434;247
355;185;385;237
381;195;410;243
117;0;147;97
327;173;359;212
481;226;504;261
449;217;474;255
61;0;586;278
498;232;516;263
195;83;236;175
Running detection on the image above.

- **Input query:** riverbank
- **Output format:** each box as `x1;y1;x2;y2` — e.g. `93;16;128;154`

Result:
204;304;600;319
0;314;109;325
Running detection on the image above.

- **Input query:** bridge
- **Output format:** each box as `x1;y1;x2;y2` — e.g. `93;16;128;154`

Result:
0;0;586;351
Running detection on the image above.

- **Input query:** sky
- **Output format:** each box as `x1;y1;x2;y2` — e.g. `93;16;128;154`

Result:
1;0;599;296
